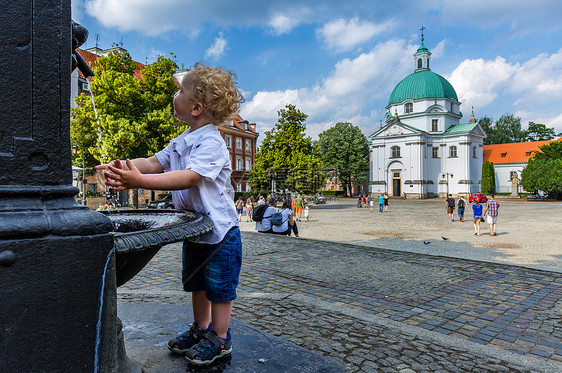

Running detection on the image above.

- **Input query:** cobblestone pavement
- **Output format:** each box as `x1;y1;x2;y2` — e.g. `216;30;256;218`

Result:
119;232;562;372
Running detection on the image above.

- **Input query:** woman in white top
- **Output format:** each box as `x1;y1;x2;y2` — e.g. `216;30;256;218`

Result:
255;198;277;233
272;199;299;237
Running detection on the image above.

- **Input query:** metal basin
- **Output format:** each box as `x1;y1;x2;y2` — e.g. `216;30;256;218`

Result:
100;210;213;287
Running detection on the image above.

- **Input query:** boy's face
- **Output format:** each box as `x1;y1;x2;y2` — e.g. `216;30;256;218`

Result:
173;80;198;124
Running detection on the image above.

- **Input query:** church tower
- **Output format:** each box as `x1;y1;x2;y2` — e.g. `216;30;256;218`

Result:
414;27;431;72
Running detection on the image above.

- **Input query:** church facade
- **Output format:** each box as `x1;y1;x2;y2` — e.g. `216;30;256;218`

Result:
368;37;486;198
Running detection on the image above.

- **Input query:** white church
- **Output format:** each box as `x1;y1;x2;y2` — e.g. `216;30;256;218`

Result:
368;35;486;198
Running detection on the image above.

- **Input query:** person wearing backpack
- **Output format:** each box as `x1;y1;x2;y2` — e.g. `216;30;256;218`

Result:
272;199;299;237
445;194;456;222
254;198;277;233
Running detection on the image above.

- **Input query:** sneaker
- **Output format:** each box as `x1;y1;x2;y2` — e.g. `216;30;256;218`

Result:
168;322;211;355
186;330;232;366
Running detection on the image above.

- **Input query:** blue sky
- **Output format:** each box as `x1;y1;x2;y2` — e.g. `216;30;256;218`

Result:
72;0;562;141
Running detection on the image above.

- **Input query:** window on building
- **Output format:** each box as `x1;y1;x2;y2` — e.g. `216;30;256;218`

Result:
391;146;400;158
224;135;231;148
450;102;454;112
236;158;243;171
405;102;413;114
236;138;242;150
417;59;422;69
245;139;251;152
431;119;438;132
432;147;439;158
246;183;251;192
449;146;458;158
236;183;242;192
88;183;97;194
501;152;507;158
246;159;251;171
525;151;532;156
473;146;477;158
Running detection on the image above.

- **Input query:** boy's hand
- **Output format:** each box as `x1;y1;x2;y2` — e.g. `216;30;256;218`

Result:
95;159;123;186
105;159;143;191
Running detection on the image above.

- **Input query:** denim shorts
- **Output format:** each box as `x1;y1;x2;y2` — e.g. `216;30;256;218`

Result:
182;226;242;302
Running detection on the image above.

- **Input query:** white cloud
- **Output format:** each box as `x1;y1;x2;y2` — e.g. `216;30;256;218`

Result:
447;57;519;110
204;33;228;60
269;14;300;35
316;18;393;52
241;39;415;138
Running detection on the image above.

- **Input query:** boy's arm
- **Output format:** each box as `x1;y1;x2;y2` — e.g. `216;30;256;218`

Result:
95;156;163;174
104;159;203;191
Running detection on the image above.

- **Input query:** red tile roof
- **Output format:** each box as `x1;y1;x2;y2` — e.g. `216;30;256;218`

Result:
483;138;561;164
75;48;145;79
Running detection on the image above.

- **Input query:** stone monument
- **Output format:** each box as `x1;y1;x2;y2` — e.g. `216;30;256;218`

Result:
511;173;519;197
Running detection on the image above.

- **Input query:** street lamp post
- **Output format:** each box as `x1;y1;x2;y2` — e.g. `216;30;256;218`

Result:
442;172;454;196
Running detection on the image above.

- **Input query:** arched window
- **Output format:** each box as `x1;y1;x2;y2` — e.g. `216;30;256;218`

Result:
417;59;422;69
391;146;400;158
405;102;413;114
449;146;458;158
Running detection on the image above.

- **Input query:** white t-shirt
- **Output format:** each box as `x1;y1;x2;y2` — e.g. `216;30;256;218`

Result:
272;208;292;233
155;124;238;244
255;206;277;232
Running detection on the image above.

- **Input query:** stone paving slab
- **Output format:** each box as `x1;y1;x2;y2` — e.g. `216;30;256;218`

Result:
119;231;562;372
118;303;343;372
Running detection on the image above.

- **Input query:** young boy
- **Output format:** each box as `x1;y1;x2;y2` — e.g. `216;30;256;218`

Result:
96;64;244;366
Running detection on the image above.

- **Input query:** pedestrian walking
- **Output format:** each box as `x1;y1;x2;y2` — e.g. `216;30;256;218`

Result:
484;194;500;236
303;205;310;222
294;194;304;221
445;194;455;222
457;196;466;222
235;196;244;222
245;197;254;222
383;193;389;212
472;199;483;236
369;198;374;212
378;194;384;212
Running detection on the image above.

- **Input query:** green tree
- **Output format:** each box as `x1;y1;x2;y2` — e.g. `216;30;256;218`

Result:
482;114;527;145
521;141;562;199
71;51;184;207
481;161;496;194
526;122;557;142
318;122;368;196
248;104;323;193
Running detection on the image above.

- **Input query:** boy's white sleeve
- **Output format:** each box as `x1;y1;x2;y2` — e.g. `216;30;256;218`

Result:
185;138;227;180
155;144;172;172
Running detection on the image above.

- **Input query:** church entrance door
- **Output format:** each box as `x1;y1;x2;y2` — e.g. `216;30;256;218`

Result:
392;171;401;196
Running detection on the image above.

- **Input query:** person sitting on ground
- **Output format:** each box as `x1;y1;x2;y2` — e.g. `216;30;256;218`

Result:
254;198;277;233
272;199;299;237
472;199;483;236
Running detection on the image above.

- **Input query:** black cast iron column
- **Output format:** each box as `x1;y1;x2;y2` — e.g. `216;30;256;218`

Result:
0;1;117;371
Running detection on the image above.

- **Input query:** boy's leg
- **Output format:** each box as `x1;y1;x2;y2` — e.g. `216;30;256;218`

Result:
192;290;211;329
211;301;233;339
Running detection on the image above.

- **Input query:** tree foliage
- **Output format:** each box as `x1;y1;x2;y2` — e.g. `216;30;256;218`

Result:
318;122;368;196
526;122;557;142
481;161;496;194
521;141;562;199
480;114;558;144
248;104;323;193
71;51;183;167
70;51;183;207
481;114;527;145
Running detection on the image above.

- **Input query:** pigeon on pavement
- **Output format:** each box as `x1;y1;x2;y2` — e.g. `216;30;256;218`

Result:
423;241;431;245
441;236;449;240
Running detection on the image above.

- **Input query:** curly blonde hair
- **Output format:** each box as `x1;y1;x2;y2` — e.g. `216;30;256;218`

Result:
182;63;244;124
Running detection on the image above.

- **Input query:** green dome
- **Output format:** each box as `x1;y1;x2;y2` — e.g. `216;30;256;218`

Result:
388;70;458;105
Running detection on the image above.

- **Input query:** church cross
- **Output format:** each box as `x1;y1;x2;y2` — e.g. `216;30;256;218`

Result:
420;26;425;41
